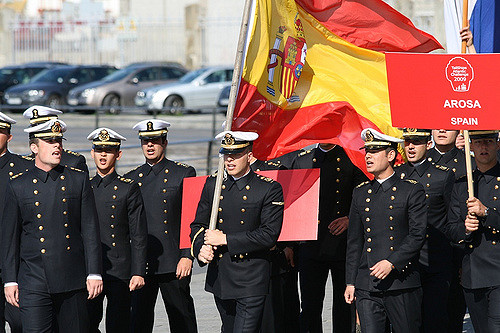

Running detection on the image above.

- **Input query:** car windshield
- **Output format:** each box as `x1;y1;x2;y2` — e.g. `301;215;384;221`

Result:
178;68;209;83
31;67;72;83
0;69;14;84
101;67;137;82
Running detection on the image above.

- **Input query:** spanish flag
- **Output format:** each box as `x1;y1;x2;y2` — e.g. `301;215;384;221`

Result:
232;0;443;174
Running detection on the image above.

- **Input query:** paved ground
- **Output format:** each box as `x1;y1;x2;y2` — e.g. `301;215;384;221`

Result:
3;111;475;332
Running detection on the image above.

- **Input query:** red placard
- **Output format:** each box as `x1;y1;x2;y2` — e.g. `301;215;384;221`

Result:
179;169;320;249
386;53;500;129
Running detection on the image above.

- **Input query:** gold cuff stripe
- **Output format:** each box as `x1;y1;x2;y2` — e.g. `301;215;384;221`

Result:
272;201;285;205
190;227;205;258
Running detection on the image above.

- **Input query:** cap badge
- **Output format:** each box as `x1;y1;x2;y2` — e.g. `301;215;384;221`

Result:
32;109;39;118
147;121;153;131
224;133;235;146
407;128;417;133
98;129;110;141
365;130;374;142
51;121;61;134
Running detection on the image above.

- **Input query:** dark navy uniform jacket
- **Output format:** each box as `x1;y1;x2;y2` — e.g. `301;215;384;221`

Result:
0;151;33;216
125;158;195;275
427;147;467;179
1;165;102;293
190;171;284;299
291;146;368;261
346;174;427;292
445;163;500;289
91;171;148;281
395;160;455;272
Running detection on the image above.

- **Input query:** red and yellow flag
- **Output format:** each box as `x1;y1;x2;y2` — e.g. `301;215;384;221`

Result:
231;0;442;174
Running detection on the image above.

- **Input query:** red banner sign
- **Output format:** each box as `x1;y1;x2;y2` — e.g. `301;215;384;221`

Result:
179;169;320;249
386;53;500;129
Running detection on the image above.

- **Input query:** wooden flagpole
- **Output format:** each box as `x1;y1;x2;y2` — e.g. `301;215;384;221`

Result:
461;0;474;199
208;0;254;230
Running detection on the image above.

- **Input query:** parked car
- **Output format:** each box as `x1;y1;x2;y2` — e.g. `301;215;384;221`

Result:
134;66;233;114
217;85;231;107
0;62;64;103
3;65;116;111
67;62;187;114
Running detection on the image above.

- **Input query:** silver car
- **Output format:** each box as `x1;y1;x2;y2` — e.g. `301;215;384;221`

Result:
67;63;186;113
135;66;233;114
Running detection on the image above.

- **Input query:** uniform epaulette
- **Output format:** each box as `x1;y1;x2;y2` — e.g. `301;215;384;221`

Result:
434;164;449;171
456;174;467;181
259;175;274;183
265;161;281;167
64;149;81;156
21;155;34;161
298;149;312;157
10;172;23;180
394;162;405;167
69;166;84;173
175;161;190;168
404;179;418;184
127;165;141;173
356;181;370;188
119;177;132;183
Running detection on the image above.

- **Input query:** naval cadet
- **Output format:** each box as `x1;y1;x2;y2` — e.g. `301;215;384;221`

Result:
428;129;468;332
345;128;427;333
125;119;197;333
428;130;467;179
0;112;31;333
395;128;455;332
191;131;284;333
249;156;300;333
291;143;368;333
445;130;500;333
23;105;89;173
1;119;102;332
86;128;148;333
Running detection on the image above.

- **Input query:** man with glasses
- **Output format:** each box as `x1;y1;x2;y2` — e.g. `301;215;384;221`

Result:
345;128;427;333
125;119;197;333
395;128;455;332
1;118;102;332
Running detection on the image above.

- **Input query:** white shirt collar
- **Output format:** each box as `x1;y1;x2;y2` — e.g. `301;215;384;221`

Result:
377;172;395;184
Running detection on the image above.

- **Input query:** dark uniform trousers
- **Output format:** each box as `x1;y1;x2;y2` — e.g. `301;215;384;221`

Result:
427;147;467;332
396;161;455;332
0;151;32;333
125;158;197;333
346;175;427;333
291;147;368;333
1;165;101;333
88;280;131;333
445;163;500;333
190;171;284;333
251;159;300;333
88;172;148;333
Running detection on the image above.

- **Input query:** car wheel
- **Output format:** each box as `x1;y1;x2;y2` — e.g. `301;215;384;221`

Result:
102;94;121;115
46;95;62;109
163;95;184;115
